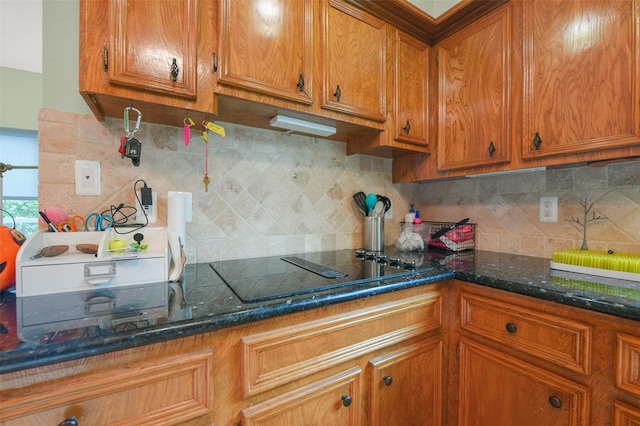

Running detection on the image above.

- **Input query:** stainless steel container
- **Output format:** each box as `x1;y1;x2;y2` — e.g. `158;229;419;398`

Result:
364;216;384;251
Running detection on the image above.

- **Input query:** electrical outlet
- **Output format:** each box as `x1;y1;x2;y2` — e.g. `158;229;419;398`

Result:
136;190;158;223
539;196;558;222
75;160;101;196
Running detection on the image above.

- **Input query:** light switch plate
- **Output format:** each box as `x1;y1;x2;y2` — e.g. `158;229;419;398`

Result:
539;196;558;222
75;160;101;196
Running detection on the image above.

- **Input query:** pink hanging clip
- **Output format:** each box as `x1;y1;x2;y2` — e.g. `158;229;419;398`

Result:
183;117;195;146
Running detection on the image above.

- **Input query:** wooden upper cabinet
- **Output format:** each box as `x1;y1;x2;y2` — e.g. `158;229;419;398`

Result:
217;0;314;104
79;0;217;125
393;31;430;147
109;0;198;98
437;4;512;171
322;0;386;122
522;0;640;159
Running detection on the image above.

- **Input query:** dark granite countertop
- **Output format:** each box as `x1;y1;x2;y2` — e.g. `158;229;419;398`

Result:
1;249;639;375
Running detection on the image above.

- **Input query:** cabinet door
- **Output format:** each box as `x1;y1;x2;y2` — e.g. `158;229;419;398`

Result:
368;338;442;426
458;339;589;426
109;0;198;98
437;4;512;171
614;400;640;426
523;0;640;159
218;0;313;104
394;31;429;147
322;0;386;122
241;367;361;426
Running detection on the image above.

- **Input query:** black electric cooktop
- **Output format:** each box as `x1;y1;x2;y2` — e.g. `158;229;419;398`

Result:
209;248;437;303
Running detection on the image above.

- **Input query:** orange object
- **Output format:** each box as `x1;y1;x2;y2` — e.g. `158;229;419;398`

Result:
0;226;26;291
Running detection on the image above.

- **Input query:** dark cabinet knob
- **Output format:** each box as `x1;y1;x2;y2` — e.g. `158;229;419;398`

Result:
505;322;517;333
341;394;352;407
58;418;78;426
297;73;305;91
170;58;179;82
533;132;542;150
402;120;411;134
488;141;496;157
334;85;342;102
548;396;563;409
383;375;393;386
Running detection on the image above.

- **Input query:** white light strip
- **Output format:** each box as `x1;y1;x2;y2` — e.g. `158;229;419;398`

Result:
270;115;336;137
465;166;546;178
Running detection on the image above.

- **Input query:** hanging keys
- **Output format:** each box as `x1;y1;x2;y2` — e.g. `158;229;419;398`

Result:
120;106;144;166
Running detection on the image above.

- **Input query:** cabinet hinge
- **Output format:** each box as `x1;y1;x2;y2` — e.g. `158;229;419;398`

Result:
436;54;439;66
102;47;109;72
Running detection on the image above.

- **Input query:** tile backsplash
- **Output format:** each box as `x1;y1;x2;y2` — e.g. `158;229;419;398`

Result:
417;162;640;257
37;109;416;263
37;109;639;262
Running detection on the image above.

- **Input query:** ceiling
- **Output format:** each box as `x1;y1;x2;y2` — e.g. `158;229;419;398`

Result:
406;0;464;18
0;0;42;73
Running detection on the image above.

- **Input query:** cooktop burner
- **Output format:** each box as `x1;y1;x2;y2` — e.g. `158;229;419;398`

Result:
209;248;436;303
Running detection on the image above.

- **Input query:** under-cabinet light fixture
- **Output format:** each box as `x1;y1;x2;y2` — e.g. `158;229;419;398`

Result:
270;115;336;137
465;166;546;178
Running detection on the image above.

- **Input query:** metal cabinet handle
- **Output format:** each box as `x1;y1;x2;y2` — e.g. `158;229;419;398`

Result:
341;394;352;407
170;58;179;82
212;52;218;72
58;417;78;426
488;141;496;157
297;73;305;91
102;47;109;72
334;85;342;102
383;375;393;386
403;120;411;135
533;132;542;150
548;396;563;409
505;322;517;333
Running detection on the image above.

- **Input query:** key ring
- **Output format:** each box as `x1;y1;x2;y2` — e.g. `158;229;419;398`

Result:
124;106;142;138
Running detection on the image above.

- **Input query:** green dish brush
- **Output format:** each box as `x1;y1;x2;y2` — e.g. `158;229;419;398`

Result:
551;249;640;282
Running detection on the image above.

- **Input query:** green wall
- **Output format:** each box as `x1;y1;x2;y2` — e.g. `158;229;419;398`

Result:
0;67;42;130
42;0;90;115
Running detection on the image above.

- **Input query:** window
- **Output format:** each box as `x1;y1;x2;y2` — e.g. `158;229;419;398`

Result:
1;128;39;237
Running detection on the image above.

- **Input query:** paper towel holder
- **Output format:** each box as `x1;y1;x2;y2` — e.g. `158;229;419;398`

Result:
167;191;192;251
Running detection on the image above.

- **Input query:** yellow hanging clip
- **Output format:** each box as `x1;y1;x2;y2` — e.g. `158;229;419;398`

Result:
204;120;226;137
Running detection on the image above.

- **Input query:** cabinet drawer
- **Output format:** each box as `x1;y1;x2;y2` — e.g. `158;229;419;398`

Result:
460;293;591;374
0;349;212;426
242;292;441;397
616;334;640;397
242;367;361;426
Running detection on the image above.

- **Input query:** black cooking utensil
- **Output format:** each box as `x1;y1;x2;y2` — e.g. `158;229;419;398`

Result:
377;195;391;214
432;218;470;239
353;192;368;215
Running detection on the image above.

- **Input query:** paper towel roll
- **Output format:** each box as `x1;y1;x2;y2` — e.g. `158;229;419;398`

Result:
168;191;192;249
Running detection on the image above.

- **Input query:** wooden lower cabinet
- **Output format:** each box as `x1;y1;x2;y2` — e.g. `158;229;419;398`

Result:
241;367;363;426
236;289;444;425
0;347;214;426
7;280;640;425
457;338;588;426
369;338;442;426
240;338;443;426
